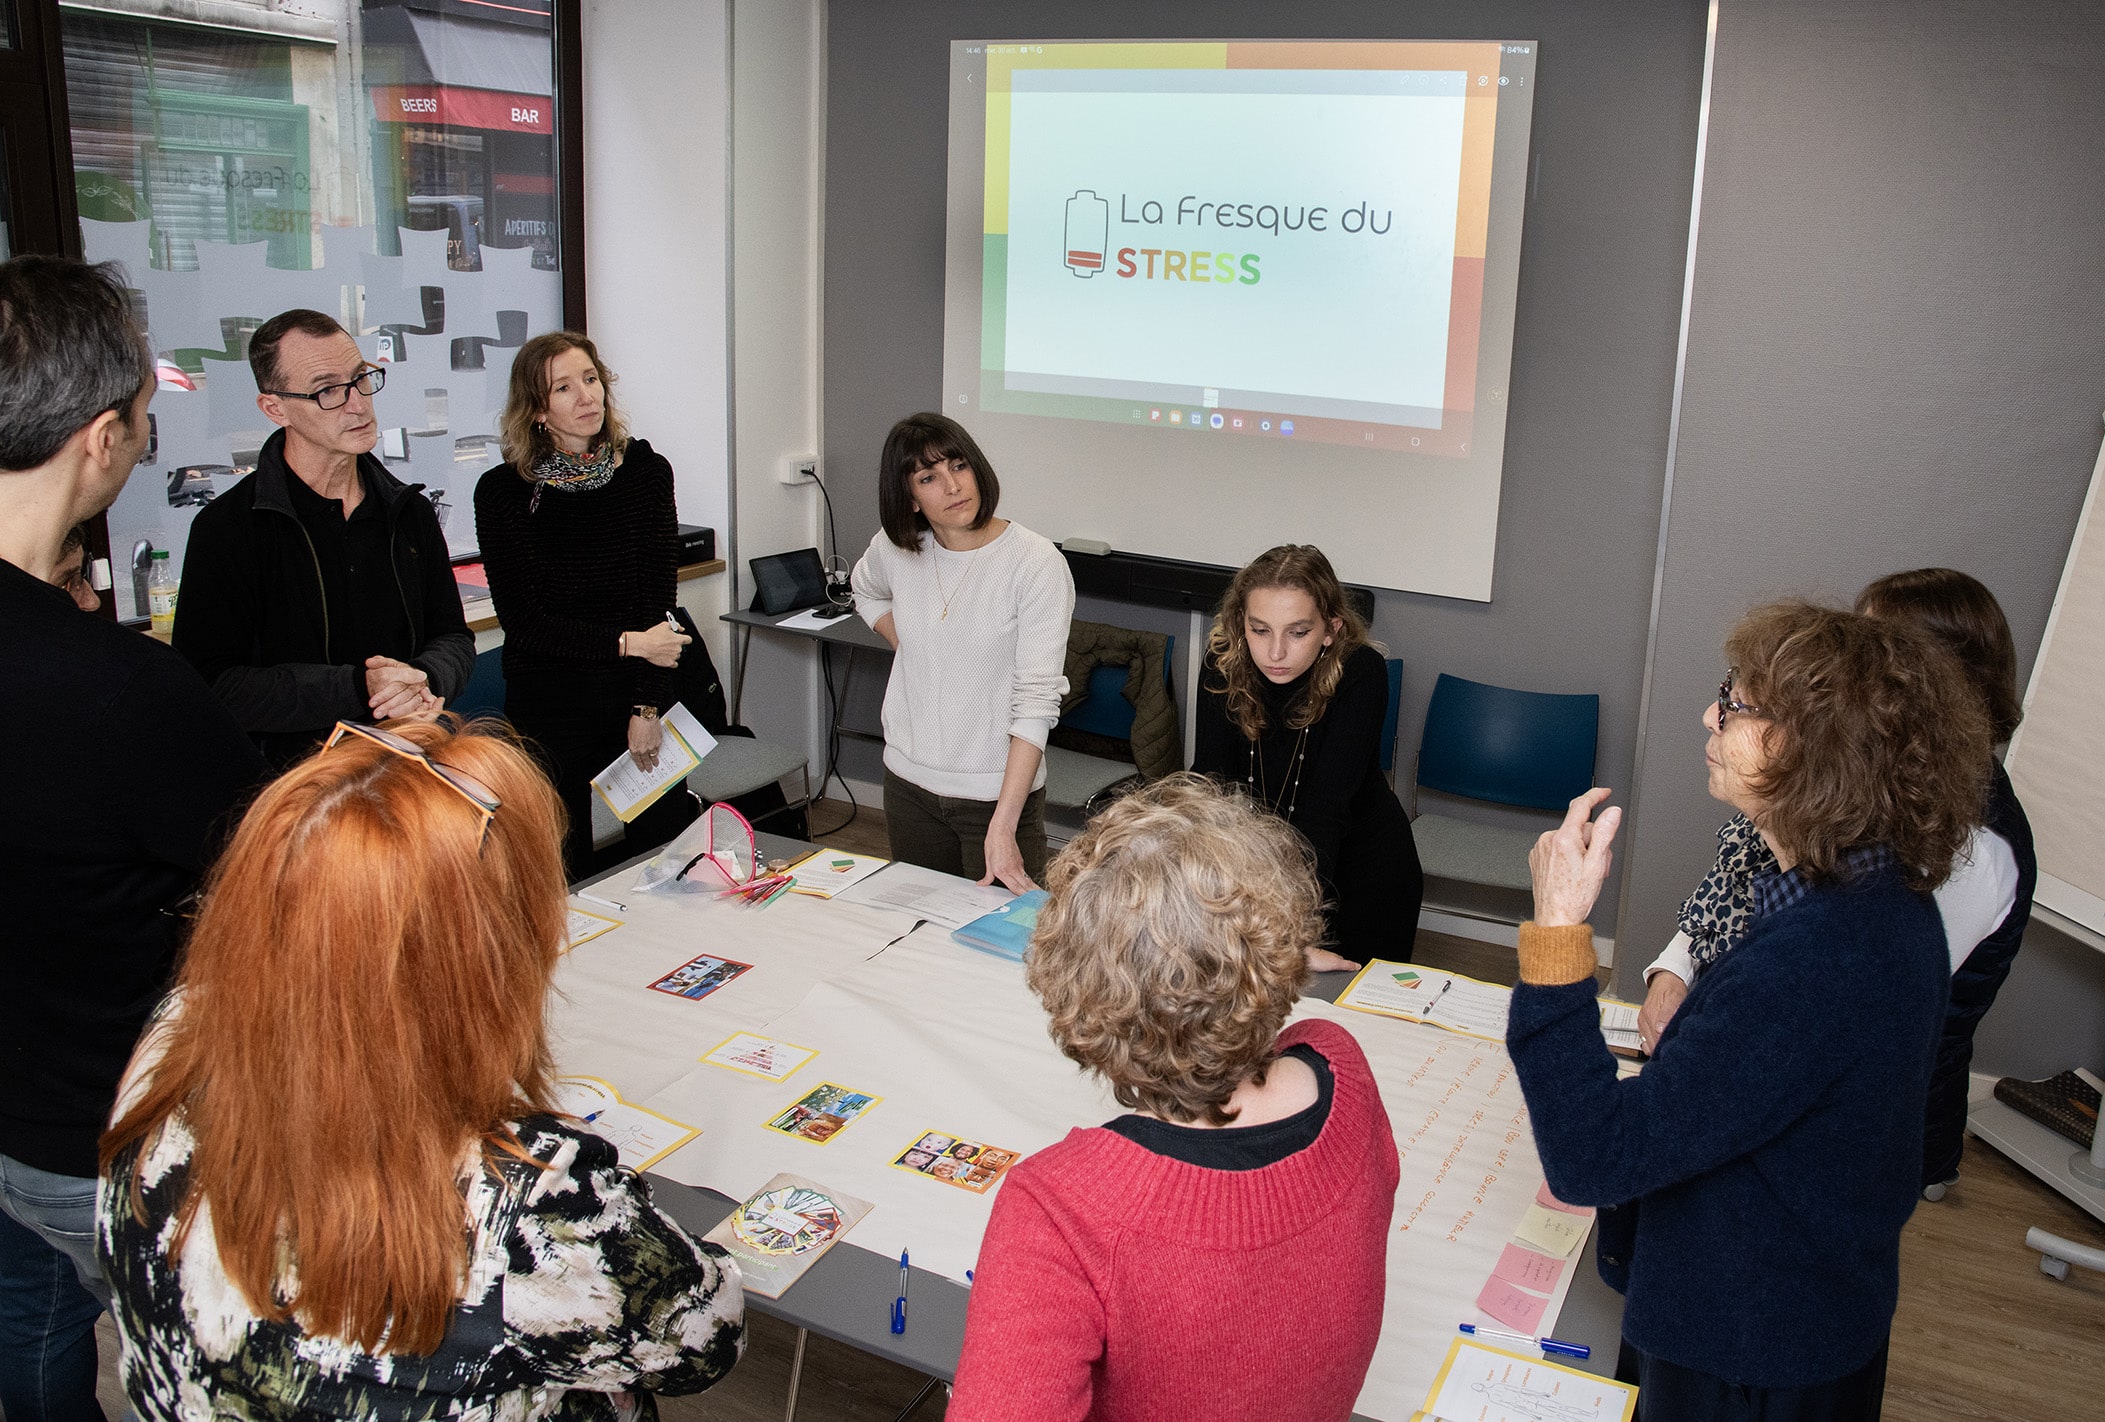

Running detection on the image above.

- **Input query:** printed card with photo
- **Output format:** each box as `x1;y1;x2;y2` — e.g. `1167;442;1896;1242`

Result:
764;1081;883;1145
702;1032;819;1082
889;1129;1022;1194
645;953;754;1002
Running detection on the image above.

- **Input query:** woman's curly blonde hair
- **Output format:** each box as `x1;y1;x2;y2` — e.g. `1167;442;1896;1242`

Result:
1727;601;1991;890
1025;773;1321;1125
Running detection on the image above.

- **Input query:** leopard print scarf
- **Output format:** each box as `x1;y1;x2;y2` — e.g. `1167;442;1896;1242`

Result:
1679;812;1777;975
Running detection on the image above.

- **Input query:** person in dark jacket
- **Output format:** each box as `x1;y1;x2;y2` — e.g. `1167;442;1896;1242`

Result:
0;254;265;1422
1510;602;1991;1420
476;332;693;878
1634;569;2036;1198
174;309;472;767
1192;544;1421;969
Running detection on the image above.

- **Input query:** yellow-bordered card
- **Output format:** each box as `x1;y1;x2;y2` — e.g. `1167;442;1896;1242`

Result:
1336;961;1511;1043
553;1076;699;1172
764;1081;882;1145
564;906;621;953
889;1129;1022;1194
1421;1338;1636;1422
701;1032;819;1082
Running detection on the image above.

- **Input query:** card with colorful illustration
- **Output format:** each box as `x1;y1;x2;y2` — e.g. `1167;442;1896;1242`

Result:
765;1081;883;1144
645;953;753;1001
702;1032;818;1082
889;1130;1022;1194
702;1172;874;1299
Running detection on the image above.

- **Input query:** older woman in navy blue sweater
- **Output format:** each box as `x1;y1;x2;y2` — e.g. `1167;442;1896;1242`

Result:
1507;602;1991;1421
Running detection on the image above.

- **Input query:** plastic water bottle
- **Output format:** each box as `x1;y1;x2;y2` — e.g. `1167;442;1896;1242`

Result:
147;549;178;633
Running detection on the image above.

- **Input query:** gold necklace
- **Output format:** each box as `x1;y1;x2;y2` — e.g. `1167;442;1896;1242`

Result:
933;544;982;620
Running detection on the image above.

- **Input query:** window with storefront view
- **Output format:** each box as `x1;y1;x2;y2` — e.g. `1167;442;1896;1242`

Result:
60;0;569;619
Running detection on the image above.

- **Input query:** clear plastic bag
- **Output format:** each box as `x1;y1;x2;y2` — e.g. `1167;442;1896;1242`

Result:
634;801;759;895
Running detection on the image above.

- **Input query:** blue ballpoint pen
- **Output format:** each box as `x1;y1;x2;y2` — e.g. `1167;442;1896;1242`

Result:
891;1250;909;1333
1459;1322;1589;1359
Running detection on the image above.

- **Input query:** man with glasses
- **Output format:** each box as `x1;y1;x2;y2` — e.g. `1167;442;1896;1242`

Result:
0;255;266;1422
175;308;473;766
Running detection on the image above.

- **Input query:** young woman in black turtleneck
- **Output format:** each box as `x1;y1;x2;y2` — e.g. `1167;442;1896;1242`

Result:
1191;545;1423;967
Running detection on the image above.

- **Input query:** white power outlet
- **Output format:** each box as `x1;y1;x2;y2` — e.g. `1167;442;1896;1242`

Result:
780;456;819;485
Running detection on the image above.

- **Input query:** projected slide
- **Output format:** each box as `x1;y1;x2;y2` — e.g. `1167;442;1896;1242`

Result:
961;42;1530;455
943;41;1538;600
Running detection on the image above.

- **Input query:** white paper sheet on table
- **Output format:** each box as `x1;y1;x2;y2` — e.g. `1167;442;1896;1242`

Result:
774;604;858;631
546;867;1580;1422
549;868;916;1106
553;1076;698;1172
834;859;1015;929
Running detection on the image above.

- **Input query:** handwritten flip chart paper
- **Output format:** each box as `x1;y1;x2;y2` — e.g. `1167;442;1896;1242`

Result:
1492;1242;1567;1293
1476;1277;1550;1334
1423;1340;1638;1422
1512;1203;1589;1260
1338;961;1512;1043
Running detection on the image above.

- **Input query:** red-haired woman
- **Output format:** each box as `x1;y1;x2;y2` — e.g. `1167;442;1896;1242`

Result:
97;719;744;1419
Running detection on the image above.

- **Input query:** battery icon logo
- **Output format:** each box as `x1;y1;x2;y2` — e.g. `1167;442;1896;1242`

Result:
1064;189;1108;277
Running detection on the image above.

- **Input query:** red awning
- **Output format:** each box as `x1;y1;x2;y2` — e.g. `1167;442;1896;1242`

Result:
371;85;553;135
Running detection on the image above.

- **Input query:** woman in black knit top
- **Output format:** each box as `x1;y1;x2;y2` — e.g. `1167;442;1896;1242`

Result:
1192;545;1423;967
476;333;693;877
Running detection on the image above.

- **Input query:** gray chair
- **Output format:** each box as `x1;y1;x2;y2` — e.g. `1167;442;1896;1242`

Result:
686;736;812;828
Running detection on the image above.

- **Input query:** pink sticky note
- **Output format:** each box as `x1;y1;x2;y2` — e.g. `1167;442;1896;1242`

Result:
1536;1181;1594;1216
1493;1242;1567;1293
1477;1277;1550;1334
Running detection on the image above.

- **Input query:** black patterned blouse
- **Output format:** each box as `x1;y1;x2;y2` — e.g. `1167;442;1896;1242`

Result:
97;1114;745;1420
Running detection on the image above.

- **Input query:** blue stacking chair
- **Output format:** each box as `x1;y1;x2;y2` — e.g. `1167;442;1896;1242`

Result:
1409;673;1600;899
1379;658;1404;777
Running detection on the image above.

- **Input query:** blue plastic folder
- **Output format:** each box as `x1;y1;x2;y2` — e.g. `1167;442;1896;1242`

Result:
950;890;1048;962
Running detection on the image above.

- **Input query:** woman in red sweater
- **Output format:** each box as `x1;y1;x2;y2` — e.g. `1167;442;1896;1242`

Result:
950;775;1399;1422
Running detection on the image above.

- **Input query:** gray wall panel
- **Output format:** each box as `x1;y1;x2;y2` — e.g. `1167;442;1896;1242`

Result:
1616;0;2105;991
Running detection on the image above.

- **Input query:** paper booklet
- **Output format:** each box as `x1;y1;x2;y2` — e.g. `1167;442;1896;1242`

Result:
1337;961;1512;1043
589;702;720;822
703;1172;874;1298
951;890;1048;963
783;848;891;898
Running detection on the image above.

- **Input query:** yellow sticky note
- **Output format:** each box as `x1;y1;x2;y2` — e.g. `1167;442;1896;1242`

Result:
1511;1202;1587;1259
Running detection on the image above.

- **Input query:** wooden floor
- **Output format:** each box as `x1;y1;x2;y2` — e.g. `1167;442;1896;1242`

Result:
89;798;2105;1419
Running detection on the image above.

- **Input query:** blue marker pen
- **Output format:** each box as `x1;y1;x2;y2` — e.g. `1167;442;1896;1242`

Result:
1459;1322;1589;1359
890;1249;909;1333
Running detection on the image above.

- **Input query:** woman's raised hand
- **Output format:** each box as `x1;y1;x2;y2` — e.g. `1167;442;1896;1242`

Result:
625;622;690;668
1529;787;1621;928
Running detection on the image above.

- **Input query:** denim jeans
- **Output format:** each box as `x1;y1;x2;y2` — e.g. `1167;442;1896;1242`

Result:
0;1152;109;1422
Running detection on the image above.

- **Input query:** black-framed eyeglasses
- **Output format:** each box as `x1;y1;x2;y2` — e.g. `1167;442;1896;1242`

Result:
266;366;385;410
1717;668;1763;727
323;721;500;853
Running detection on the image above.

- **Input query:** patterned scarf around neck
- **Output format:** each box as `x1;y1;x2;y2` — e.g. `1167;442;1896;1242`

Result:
527;441;617;512
1679;812;1778;974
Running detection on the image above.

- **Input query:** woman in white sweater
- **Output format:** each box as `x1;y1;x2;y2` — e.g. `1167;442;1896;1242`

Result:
851;413;1074;892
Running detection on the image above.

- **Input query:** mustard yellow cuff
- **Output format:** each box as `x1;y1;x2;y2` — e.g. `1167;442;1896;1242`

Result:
1517;922;1597;986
